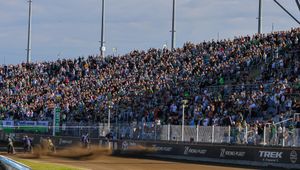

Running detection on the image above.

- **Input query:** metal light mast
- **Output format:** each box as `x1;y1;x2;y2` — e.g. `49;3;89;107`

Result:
26;0;32;63
258;0;262;34
100;0;105;58
171;0;176;50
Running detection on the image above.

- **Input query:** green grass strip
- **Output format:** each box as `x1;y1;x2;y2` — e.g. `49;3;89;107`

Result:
15;159;83;170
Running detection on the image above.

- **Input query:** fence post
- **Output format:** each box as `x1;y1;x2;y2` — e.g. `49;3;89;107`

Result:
78;125;80;137
294;128;298;147
117;123;120;140
282;127;285;147
263;125;266;146
98;122;101;138
245;125;248;144
154;123;157;141
196;124;199;142
181;106;185;142
167;124;170;141
142;123;145;140
228;126;231;144
212;125;215;143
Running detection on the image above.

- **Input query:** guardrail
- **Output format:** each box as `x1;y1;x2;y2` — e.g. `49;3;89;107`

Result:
0;155;31;170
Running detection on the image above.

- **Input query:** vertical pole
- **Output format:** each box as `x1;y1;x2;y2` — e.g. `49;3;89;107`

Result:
282;127;286;147
212;125;215;143
228;126;231;144
263;125;266;145
108;106;111;133
98;122;101;138
196;124;199;142
141;123;144;140
107;105;111;150
295;128;298;147
245;125;248;144
52;109;55;136
167;123;170;141
181;105;185;142
171;0;176;50
100;0;105;57
26;0;32;63
154;124;157;141
258;0;262;34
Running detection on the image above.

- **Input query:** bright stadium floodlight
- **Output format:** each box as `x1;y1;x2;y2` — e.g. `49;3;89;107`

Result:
26;0;33;63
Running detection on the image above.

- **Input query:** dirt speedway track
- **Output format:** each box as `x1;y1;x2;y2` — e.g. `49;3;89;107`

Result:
1;146;256;170
5;154;256;170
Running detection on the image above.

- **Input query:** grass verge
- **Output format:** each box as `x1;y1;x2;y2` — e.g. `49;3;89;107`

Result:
15;159;83;170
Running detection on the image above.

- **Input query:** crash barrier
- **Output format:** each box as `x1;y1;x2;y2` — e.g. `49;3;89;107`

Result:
115;140;300;169
0;155;31;170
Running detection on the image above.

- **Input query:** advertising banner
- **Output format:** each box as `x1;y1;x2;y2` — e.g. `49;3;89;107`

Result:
2;121;14;127
118;140;300;167
2;121;49;133
55;107;61;133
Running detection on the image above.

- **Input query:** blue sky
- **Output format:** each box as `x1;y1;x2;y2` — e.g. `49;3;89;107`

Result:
0;0;299;64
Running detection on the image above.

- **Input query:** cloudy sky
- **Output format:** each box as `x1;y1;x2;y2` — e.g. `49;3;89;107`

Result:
0;0;299;64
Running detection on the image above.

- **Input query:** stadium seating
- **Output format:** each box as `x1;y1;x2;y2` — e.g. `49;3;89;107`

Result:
0;28;299;130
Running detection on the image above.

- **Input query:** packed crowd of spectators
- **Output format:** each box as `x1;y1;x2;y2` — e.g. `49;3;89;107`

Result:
0;28;299;128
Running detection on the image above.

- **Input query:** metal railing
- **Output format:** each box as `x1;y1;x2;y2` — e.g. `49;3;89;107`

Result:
97;122;299;147
1;120;299;148
0;155;31;170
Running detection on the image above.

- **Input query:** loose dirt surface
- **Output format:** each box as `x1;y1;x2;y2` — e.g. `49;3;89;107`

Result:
2;146;256;170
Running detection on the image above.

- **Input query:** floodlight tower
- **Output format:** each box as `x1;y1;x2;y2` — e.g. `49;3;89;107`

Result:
171;0;176;50
100;0;106;58
26;0;32;63
258;0;262;34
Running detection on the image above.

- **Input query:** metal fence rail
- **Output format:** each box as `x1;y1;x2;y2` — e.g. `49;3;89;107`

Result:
1;122;299;147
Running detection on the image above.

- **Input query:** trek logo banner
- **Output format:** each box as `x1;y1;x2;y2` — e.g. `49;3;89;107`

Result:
258;151;283;162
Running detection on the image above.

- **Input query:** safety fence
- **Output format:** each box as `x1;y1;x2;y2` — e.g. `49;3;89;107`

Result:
99;122;299;147
1;122;299;147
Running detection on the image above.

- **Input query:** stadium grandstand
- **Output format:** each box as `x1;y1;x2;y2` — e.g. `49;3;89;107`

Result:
0;1;300;169
0;27;299;146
